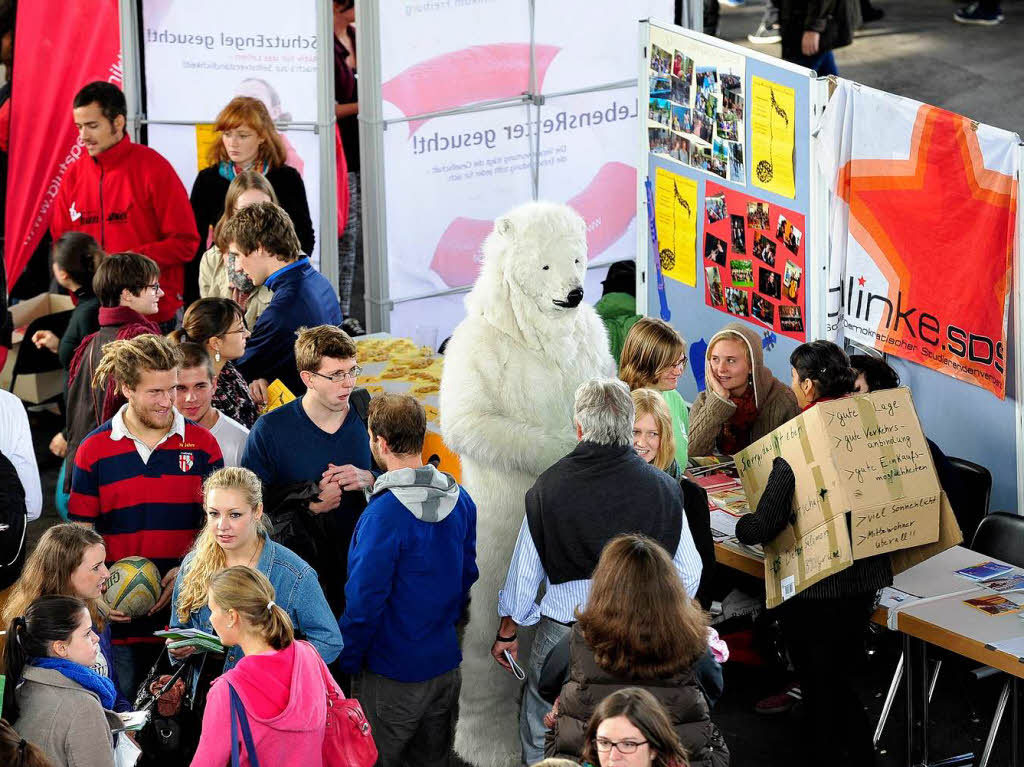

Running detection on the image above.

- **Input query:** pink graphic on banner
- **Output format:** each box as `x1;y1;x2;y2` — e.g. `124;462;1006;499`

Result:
382;44;561;135
429;161;636;287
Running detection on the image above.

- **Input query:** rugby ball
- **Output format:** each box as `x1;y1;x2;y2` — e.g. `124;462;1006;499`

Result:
103;557;162;617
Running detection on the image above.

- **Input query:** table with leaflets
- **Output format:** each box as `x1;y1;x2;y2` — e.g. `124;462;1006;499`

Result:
705;475;1024;767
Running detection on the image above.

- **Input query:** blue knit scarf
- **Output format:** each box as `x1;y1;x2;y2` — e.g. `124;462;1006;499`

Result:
32;656;118;710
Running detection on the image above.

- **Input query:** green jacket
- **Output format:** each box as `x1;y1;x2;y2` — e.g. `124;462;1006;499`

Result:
595;292;641;365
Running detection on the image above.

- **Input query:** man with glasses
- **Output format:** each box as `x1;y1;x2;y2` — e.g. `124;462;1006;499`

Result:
64;252;165;498
51;82;199;332
242;324;372;614
223;201;343;404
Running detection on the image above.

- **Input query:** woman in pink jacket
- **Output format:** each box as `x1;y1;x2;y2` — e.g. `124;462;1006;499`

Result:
191;566;336;767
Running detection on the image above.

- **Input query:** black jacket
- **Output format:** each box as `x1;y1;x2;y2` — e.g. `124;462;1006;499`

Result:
780;0;857;60
187;165;315;305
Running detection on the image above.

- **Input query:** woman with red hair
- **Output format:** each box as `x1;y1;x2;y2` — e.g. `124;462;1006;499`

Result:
188;96;314;305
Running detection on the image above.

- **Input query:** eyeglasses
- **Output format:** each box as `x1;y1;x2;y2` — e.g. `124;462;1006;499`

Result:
222;326;249;336
146;282;162;293
595;738;649;754
663;356;687;371
309;366;362;383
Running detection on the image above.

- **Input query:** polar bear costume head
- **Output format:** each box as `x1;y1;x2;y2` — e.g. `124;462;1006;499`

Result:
465;201;589;352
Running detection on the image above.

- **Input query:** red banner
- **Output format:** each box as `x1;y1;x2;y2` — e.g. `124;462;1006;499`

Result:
4;0;121;290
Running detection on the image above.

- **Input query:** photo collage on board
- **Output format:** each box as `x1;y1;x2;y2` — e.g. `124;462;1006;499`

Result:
702;181;806;340
648;38;746;184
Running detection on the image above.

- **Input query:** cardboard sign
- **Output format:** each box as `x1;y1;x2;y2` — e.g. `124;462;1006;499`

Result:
735;388;943;607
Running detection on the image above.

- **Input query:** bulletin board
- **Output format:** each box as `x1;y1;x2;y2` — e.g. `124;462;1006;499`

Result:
637;19;1024;514
637;20;828;403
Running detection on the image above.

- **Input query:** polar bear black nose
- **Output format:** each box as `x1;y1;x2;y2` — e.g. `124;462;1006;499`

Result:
564;288;584;307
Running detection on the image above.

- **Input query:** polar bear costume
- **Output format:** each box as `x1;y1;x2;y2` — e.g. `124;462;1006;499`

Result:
440;202;615;766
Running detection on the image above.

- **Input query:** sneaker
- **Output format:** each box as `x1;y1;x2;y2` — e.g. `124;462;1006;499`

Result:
954;3;1004;24
748;7;782;44
722;0;747;6
755;682;802;714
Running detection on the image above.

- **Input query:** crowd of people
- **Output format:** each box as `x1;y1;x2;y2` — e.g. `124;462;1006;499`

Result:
0;8;971;767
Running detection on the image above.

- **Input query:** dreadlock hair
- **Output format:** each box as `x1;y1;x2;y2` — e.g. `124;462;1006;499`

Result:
91;334;183;391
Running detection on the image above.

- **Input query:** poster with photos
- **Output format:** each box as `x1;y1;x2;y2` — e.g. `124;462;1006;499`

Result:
648;27;746;184
702;181;806;340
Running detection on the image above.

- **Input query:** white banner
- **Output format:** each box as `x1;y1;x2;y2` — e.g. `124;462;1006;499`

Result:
141;0;322;264
379;0;672;336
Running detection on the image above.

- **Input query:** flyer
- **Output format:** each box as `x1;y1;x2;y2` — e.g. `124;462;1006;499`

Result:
648;26;746;184
702;181;806;340
654;167;698;285
751;76;795;198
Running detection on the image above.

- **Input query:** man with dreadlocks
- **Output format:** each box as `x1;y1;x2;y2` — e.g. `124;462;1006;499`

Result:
69;333;223;696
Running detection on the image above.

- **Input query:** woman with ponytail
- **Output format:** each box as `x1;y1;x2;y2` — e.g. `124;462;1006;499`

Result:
0;718;54;767
191;566;340;767
169;467;341;690
734;340;891;767
2;596;120;767
170;298;258;427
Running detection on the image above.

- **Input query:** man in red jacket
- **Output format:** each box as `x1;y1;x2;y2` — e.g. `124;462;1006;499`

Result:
50;81;199;330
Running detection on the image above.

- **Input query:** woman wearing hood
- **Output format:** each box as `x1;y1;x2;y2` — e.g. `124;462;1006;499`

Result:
687;323;799;457
191;566;342;767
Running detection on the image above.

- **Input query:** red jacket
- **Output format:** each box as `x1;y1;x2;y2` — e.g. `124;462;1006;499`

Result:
50;135;199;323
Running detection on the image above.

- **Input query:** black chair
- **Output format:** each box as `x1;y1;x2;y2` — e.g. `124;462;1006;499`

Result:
947;456;992;544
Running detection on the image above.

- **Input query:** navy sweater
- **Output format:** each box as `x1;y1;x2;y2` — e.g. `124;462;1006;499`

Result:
235;259;342;394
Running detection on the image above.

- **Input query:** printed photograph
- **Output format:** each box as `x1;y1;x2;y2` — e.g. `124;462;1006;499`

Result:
711;140;729;180
776;214;803;255
670;74;691;105
779;305;803;333
676;52;695;82
693;113;714;144
706;192;727;223
695;91;718;121
706;266;724;307
720;73;742;92
651;44;671;75
730;214;746;254
964;595;1024;616
726;287;749;316
704;232;728;265
758;266;781;299
696;66;718;95
753;232;776;266
729;141;745;184
650;74;671;98
730;259;754;287
692;145;714;172
783;260;803;302
669;133;691;163
752;294;775;326
671;104;688;133
747;201;770;230
649;98;671;126
722;86;744;120
649;127;671;155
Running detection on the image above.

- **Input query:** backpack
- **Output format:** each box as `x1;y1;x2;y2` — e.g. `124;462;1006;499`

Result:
0;450;27;591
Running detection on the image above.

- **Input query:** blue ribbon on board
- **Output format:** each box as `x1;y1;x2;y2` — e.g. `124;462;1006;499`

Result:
644;177;671;322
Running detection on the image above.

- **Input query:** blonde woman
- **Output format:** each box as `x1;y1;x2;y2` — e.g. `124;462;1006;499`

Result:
1;524;130;710
629;390;715;608
620;319;690;465
169;467;342;679
190;567;342;767
630;388;678;476
197;171;276;328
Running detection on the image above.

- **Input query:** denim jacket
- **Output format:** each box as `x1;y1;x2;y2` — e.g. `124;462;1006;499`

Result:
169;535;343;681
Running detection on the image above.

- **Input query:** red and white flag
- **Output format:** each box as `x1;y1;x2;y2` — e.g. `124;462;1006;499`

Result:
816;80;1018;399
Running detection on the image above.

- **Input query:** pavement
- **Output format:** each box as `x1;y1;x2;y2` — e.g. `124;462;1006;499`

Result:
718;0;1024;136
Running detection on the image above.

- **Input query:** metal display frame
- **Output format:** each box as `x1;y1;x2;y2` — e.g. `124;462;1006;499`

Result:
117;0;339;288
357;0;700;333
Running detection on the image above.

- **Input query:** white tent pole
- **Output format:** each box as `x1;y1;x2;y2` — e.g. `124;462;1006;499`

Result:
316;0;339;287
118;0;142;138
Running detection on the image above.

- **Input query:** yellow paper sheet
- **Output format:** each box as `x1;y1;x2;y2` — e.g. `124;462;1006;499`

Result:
195;124;219;172
751;77;795;199
264;379;296;413
654;167;698;286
